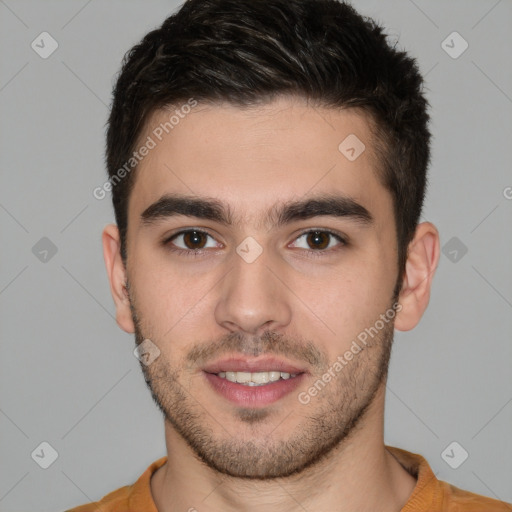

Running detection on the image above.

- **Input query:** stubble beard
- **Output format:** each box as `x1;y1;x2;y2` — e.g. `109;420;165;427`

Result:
129;295;395;480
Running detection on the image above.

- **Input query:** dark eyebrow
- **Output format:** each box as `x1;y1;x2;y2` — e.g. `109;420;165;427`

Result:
271;194;373;228
140;193;373;229
141;194;234;226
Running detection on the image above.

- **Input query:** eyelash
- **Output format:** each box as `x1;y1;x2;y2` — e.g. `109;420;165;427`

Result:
162;228;347;259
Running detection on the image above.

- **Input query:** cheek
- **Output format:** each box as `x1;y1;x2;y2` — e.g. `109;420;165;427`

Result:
129;257;177;322
130;250;226;352
297;257;393;348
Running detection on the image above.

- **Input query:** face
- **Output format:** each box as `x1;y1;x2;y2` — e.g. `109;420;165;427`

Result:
121;97;401;478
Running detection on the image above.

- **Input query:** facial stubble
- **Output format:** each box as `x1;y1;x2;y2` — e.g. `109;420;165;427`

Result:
129;292;394;480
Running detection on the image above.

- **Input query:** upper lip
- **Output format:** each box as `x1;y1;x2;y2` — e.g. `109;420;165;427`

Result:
202;356;308;375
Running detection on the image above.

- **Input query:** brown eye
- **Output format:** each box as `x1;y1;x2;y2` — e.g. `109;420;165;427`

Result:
182;230;208;249
290;230;346;255
167;229;219;253
306;231;331;250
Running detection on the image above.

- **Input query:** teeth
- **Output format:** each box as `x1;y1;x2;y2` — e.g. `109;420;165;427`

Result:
251;372;269;384
236;371;252;383
269;371;281;381
225;372;236;383
216;371;298;385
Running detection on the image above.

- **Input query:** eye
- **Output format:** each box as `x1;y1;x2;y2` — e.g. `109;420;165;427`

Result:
290;230;346;254
165;229;221;254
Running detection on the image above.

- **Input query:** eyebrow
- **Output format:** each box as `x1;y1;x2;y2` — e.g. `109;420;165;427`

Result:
140;193;373;229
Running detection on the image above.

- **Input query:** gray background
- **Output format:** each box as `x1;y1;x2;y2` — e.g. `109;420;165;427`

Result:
1;0;511;510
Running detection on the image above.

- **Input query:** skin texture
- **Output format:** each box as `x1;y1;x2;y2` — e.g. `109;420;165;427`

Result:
103;96;440;511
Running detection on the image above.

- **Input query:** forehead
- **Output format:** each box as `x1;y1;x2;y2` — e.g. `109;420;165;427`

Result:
128;97;391;227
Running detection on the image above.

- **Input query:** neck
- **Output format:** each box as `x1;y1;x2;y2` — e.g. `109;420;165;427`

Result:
151;385;416;512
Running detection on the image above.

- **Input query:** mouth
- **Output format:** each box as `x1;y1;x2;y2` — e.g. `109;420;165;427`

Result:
202;357;307;407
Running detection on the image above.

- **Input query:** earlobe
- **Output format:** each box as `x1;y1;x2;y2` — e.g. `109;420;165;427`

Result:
102;224;135;334
394;222;440;332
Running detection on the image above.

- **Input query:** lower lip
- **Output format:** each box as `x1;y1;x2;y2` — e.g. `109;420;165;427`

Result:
203;372;306;407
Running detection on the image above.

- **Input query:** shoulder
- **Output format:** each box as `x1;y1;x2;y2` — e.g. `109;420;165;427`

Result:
439;480;512;511
385;446;511;512
62;456;167;512
62;484;132;512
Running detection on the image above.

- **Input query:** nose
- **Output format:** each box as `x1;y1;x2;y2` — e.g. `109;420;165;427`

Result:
214;248;292;336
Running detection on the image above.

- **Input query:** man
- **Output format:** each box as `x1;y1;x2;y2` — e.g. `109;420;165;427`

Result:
67;0;511;510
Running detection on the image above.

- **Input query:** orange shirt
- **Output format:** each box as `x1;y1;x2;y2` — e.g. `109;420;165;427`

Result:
65;446;512;511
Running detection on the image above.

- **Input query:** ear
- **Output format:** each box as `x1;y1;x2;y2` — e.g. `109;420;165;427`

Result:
102;224;135;333
394;222;440;332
